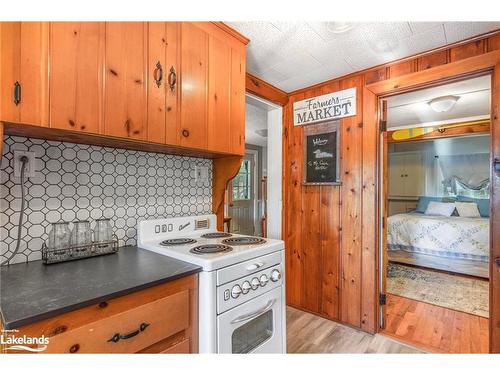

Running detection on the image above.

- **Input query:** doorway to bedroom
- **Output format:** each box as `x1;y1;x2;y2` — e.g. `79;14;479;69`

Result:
379;74;491;353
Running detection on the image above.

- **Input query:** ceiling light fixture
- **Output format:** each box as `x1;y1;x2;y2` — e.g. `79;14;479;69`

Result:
428;95;460;112
325;22;354;34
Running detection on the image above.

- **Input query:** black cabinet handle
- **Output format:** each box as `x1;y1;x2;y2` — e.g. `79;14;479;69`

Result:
13;81;21;106
168;66;177;92
154;61;163;88
496;257;500;267
107;322;150;343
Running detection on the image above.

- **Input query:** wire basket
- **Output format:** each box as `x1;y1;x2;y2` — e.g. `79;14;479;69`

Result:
42;235;119;264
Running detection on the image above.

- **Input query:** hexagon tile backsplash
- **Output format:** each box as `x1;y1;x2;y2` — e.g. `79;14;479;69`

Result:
0;136;213;265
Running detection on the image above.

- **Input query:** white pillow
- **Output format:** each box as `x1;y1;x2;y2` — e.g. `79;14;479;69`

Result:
424;201;456;217
455;202;481;218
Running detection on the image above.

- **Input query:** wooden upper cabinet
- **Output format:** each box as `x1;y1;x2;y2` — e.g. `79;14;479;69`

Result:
147;22;180;145
0;22;49;126
104;22;148;140
49;22;105;133
180;23;208;149
230;47;246;156
207;34;231;153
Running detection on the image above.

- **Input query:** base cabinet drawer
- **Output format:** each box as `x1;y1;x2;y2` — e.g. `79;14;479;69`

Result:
2;270;198;354
44;290;189;353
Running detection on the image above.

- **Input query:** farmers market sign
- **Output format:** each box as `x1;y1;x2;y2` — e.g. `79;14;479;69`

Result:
293;88;356;126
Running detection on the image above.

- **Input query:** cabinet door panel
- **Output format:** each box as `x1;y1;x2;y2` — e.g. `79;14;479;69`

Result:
208;35;231;152
147;22;167;143
50;22;104;133
165;22;180;146
180;23;208;149
230;48;246;155
0;22;49;126
105;22;147;140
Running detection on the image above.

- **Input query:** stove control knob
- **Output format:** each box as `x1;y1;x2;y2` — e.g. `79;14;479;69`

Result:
241;281;251;294
251;277;260;290
270;269;281;282
231;284;242;299
259;274;269;286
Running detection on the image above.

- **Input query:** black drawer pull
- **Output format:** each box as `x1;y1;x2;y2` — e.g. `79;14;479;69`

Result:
13;81;21;105
107;322;150;343
496;257;500;267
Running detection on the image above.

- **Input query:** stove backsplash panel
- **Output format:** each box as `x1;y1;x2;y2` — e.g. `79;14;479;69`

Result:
0;136;213;265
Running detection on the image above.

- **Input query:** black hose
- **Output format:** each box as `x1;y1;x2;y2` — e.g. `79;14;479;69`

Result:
1;156;28;266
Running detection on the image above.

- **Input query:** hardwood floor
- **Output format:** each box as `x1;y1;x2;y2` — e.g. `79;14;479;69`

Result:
382;294;489;353
286;306;423;353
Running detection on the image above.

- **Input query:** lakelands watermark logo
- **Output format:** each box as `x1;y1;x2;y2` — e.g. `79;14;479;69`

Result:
1;329;49;352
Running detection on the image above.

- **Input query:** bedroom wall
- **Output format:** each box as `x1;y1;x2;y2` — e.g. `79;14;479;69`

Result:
388;135;490;198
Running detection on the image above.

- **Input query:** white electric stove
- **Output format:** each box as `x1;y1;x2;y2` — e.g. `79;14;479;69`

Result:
137;214;286;354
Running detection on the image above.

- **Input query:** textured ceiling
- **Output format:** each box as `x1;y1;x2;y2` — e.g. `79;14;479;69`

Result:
227;22;500;92
386;75;491;128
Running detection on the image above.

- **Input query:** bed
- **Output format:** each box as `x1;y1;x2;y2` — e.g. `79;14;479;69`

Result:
387;212;490;278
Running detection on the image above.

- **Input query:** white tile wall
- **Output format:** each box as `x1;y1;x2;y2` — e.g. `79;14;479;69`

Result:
0;136;213;265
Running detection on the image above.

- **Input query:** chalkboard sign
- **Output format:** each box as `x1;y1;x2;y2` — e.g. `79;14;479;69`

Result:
303;122;340;185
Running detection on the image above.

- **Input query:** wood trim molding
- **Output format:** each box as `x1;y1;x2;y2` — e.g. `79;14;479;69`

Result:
366;50;500;95
213;22;250;45
3;122;236;160
246;73;288;106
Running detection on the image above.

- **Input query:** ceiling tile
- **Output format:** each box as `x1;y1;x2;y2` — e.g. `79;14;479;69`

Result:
408;22;444;35
443;22;500;43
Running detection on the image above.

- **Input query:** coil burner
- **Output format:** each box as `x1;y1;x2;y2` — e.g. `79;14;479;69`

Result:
190;244;233;254
160;238;197;246
221;237;267;246
201;232;233;239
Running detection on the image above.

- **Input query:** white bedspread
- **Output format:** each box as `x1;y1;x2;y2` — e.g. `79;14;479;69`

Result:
387;213;489;262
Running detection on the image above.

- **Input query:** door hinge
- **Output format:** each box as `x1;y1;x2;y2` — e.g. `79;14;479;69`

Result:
379;293;387;306
379;120;387;132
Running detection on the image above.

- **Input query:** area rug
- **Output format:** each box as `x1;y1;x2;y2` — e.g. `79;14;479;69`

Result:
387;263;489;318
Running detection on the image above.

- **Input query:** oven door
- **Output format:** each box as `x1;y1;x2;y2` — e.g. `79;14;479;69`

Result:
217;287;283;354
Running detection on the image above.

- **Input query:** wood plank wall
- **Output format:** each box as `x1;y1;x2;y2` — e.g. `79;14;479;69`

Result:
283;31;500;334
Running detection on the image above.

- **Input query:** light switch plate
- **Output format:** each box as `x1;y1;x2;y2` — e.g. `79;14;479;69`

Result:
195;165;209;182
13;150;36;178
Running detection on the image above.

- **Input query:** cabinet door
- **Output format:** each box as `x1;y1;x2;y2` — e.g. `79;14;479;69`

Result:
147;22;167;144
165;22;180;145
388;153;404;196
49;22;104;133
230;47;246;155
147;22;180;145
104;22;147;140
180;23;208;149
207;35;231;152
0;22;49;126
404;153;424;197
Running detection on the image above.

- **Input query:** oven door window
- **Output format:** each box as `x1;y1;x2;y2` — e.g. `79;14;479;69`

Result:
232;310;273;354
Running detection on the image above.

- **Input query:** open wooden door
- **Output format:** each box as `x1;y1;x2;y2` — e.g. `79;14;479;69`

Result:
379;99;389;329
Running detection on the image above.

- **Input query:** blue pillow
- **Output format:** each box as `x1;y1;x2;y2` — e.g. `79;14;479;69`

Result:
415;196;445;213
456;196;490;217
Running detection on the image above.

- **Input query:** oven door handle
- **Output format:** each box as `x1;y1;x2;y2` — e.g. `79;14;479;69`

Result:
231;299;276;324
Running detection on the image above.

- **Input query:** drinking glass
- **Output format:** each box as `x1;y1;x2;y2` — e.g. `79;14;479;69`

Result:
48;222;71;250
71;220;92;247
94;218;113;244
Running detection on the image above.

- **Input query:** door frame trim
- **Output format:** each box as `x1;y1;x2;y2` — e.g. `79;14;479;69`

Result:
365;49;500;352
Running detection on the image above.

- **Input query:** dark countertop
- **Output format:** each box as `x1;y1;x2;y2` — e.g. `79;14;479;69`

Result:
0;246;201;329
